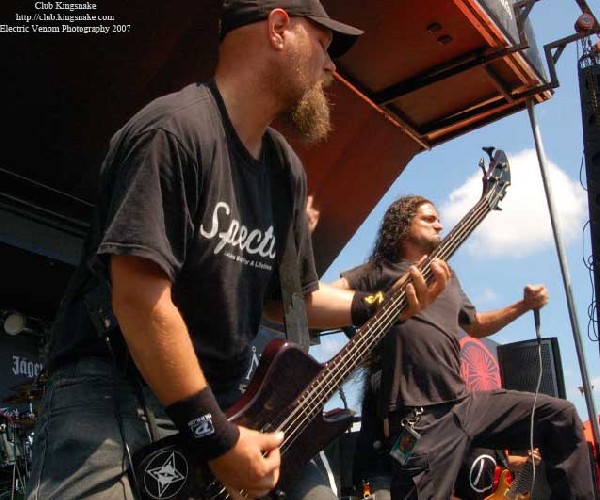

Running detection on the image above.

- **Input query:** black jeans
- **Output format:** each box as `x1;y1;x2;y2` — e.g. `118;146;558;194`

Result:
389;389;595;500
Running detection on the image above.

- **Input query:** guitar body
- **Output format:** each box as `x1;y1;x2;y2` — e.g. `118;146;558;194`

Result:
226;339;354;487
485;468;531;500
133;339;354;499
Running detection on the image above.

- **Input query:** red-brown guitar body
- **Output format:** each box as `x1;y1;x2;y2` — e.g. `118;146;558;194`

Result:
226;338;354;487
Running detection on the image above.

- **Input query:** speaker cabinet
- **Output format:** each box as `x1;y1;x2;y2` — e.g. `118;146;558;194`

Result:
497;337;566;399
497;337;568;499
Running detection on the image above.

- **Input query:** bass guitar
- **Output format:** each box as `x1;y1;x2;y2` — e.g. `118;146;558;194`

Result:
133;148;511;499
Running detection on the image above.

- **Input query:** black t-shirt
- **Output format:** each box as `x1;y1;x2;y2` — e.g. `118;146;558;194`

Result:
342;258;476;412
46;81;319;394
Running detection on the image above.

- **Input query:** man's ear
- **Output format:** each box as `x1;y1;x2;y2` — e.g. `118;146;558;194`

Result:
267;8;291;50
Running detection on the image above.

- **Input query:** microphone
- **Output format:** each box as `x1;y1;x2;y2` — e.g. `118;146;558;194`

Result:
534;308;541;340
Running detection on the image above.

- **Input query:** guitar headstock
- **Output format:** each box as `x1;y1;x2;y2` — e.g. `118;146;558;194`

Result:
480;147;511;210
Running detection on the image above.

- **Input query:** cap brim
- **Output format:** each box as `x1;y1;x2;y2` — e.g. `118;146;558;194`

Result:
307;15;363;59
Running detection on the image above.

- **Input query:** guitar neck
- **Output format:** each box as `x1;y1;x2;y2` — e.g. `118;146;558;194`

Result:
280;190;499;436
322;192;495;396
510;457;535;496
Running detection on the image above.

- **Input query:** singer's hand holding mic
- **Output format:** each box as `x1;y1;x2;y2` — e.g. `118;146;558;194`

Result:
522;284;549;310
523;284;548;340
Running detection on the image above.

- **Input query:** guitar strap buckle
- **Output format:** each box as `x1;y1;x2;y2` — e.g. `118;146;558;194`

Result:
400;406;423;429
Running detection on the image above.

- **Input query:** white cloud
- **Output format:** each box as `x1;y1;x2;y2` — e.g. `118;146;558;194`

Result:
473;287;499;304
311;334;347;363
439;149;586;258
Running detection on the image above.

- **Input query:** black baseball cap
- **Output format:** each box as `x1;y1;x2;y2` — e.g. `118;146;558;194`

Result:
219;0;363;58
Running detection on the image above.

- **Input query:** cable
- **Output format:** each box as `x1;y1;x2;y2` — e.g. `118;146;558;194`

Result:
338;386;348;410
579;156;587;191
581;221;599;352
527;309;543;499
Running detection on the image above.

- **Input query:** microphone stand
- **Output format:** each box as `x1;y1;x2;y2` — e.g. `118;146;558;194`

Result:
527;98;600;462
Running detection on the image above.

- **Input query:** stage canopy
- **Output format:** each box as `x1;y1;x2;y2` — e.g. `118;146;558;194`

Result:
0;0;551;321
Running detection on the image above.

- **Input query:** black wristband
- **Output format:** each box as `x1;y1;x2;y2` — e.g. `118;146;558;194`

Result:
165;387;240;460
351;291;385;326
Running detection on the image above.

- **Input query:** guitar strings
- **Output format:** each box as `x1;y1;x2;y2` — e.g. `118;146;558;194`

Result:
276;186;506;455
209;186;505;500
277;192;497;449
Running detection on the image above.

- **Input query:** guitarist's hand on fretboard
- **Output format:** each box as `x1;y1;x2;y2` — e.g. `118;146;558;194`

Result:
398;258;451;322
507;449;541;471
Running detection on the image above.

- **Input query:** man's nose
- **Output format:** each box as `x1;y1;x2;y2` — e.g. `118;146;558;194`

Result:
325;52;337;74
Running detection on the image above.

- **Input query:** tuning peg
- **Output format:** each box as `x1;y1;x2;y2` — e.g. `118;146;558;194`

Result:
482;146;495;162
478;157;486;176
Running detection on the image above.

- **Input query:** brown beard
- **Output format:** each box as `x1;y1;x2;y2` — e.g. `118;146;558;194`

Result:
405;233;441;255
289;78;332;143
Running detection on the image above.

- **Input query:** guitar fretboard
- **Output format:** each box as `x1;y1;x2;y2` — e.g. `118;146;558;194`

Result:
274;167;509;455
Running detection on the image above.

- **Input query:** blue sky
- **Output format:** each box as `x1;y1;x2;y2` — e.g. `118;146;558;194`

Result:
311;1;600;424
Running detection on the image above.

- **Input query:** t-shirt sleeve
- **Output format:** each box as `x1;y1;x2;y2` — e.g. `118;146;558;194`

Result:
340;262;379;291
96;129;199;282
456;277;477;327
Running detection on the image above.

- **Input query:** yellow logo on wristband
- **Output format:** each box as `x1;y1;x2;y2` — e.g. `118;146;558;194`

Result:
364;291;385;306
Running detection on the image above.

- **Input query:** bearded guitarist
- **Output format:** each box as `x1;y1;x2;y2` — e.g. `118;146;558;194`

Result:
331;195;594;499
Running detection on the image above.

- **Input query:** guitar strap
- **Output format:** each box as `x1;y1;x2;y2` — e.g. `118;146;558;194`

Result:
82;131;311;468
265;130;311;353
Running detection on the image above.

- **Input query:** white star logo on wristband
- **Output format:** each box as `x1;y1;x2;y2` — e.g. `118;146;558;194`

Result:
188;413;215;438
